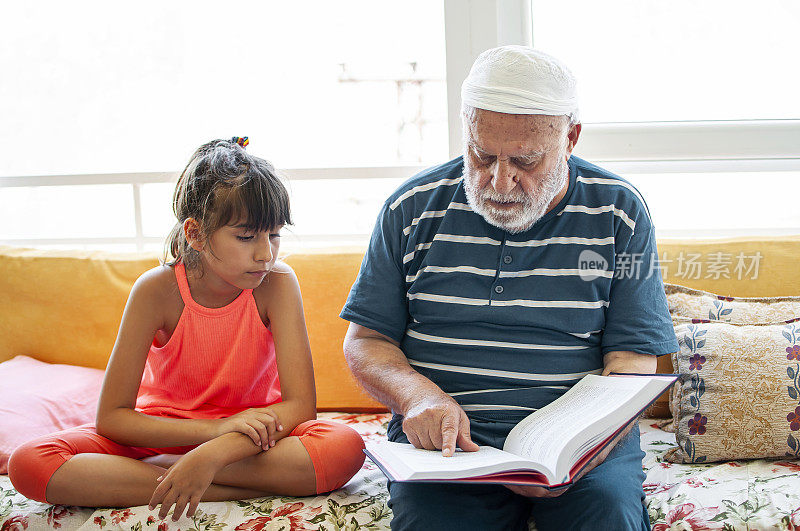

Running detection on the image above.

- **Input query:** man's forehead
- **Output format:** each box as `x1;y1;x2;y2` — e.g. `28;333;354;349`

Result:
469;140;546;159
472;108;565;131
467;109;566;151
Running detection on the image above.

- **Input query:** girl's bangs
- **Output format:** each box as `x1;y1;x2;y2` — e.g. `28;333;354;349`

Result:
212;171;292;232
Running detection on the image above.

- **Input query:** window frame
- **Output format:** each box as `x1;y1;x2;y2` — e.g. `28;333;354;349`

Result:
0;167;427;251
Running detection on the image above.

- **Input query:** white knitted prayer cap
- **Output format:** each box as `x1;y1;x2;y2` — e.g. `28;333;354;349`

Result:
461;45;579;120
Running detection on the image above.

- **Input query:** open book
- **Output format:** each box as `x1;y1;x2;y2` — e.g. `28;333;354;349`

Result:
365;373;677;488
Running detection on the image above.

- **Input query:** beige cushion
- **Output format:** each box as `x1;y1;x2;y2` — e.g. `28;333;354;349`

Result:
665;317;800;463
665;283;800;324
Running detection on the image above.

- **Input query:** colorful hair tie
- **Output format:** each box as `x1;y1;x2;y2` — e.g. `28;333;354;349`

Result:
231;136;249;148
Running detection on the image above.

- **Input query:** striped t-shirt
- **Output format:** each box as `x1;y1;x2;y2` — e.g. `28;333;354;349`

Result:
341;155;678;423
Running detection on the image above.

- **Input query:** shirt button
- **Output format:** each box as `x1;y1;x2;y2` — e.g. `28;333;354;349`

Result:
503;255;512;264
494;285;504;294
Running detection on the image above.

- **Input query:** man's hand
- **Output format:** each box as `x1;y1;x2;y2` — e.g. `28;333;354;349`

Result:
148;447;221;521
505;420;635;498
213;407;282;451
402;393;480;456
343;324;480;457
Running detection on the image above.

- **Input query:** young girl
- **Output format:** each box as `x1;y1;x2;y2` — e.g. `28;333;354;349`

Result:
9;138;365;521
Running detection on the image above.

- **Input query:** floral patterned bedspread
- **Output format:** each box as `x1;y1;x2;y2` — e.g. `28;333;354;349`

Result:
2;415;799;530
640;420;800;530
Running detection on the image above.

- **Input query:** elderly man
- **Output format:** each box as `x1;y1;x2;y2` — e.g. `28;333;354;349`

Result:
340;46;677;531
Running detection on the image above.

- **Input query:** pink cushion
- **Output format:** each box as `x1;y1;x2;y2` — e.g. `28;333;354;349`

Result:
0;355;104;473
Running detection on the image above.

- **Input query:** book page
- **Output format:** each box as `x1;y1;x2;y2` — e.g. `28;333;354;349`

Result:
366;441;551;481
502;375;651;472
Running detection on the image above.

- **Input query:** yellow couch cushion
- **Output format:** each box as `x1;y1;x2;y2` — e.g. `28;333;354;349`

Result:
658;236;800;297
281;250;385;411
2;236;799;413
0;246;158;370
0;246;383;411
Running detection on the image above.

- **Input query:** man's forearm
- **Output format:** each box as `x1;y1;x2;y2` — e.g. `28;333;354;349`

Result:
599;351;659;450
602;350;657;376
344;335;444;415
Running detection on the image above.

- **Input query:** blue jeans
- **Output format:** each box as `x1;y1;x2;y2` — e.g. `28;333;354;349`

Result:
386;414;649;531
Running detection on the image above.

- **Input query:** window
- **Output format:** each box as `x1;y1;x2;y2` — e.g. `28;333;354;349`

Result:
530;0;800;122
2;0;798;250
1;1;447;176
527;0;800;237
0;1;446;250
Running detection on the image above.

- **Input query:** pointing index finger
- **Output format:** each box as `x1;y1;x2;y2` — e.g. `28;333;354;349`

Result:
441;411;459;457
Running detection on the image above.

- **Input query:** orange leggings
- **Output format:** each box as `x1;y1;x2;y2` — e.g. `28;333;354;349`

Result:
8;419;365;503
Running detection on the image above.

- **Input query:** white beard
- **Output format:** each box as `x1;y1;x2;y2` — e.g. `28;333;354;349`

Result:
463;157;567;234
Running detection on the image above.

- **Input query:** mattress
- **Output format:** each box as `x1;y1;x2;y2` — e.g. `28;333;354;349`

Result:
2;414;799;530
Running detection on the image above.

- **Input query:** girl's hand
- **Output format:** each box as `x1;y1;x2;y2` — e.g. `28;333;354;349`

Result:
215;408;283;450
148;449;219;521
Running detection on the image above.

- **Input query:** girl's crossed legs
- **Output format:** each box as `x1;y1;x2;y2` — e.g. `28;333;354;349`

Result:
9;419;365;508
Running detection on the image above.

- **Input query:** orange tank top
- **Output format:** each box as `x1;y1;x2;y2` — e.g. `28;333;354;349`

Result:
135;262;281;419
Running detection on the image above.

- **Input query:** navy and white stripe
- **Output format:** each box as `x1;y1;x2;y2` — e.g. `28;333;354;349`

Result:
341;155;678;421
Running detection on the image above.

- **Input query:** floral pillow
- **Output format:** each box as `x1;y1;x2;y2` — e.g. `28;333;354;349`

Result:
665;283;800;323
665;318;800;463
